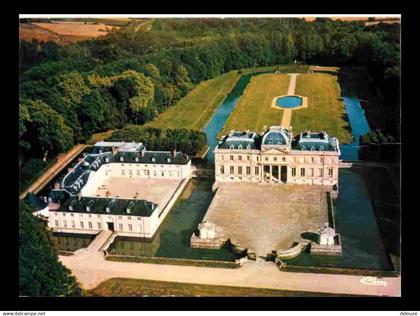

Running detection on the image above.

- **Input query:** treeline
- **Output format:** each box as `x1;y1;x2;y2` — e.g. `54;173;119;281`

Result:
19;18;400;165
360;130;400;163
106;126;207;156
19;200;82;296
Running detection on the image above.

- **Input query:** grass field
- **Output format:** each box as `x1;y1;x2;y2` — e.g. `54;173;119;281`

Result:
220;72;352;143
145;71;240;130
291;73;352;143
88;278;355;297
220;73;290;135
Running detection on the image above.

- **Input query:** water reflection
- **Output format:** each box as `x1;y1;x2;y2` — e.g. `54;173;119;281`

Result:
285;168;392;270
51;233;96;252
107;179;238;262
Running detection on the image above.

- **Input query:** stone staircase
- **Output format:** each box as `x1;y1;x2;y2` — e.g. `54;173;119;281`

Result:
74;230;114;255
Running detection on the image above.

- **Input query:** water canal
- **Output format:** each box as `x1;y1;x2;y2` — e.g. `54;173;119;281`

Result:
203;74;254;164
284;168;392;270
339;96;371;161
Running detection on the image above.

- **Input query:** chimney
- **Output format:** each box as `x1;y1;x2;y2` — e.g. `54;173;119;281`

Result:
77;192;82;201
111;146;117;155
172;148;177;157
54;182;61;189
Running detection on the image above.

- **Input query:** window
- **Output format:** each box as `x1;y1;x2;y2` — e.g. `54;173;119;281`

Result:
63;213;66;217
80;221;84;228
153;171;157;176
161;171;164;177
292;168;296;177
220;165;225;174
119;224;123;231
79;213;83;217
265;157;268;161
230;166;234;174
256;156;259;161
238;166;243;175
311;157;315;163
221;155;224;161
320;168;324;177
246;166;251;175
63;220;67;228
320;158;323;163
121;169;125;175
128;224;133;232
230;155;234;161
97;222;101;230
70;213;74;217
310;168;314;176
144;170;149;176
88;222;92;229
282;157;286;162
137;170;140;176
273;157;277;161
129;169;133;176
55;220;59;227
118;216;122;219
128;216;131;220
247;156;250;161
255;166;259;175
328;168;333;177
238;155;242;161
301;168;305;177
71;221;75;228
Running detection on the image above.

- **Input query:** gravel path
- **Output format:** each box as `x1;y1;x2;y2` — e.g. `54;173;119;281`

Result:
59;250;400;296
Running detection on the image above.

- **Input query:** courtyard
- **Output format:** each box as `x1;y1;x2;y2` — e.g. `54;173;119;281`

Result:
90;177;182;208
203;183;329;256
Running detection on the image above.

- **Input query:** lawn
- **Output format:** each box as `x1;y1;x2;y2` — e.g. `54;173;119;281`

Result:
291;73;352;143
220;73;290;135
221;72;351;142
88;277;356;297
145;71;240;130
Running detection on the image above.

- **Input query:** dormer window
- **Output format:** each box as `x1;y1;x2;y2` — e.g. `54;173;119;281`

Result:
246;144;251;149
69;205;73;211
120;156;124;162
105;157;109;163
135;157;139;162
230;144;235;149
106;207;110;213
238;144;242;150
151;156;156;162
167;157;171;163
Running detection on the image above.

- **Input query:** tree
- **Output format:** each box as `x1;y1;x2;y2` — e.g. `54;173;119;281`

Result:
283;33;297;63
174;65;193;94
78;90;115;138
19;200;82;296
111;70;155;118
24;99;74;160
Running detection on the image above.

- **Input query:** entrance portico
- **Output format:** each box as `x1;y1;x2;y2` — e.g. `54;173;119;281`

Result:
262;164;287;184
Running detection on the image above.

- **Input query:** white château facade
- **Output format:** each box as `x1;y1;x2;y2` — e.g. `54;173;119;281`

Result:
214;126;340;186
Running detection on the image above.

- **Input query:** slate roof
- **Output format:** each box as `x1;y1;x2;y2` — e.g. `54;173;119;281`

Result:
25;192;48;211
218;131;260;150
59;196;157;217
291;131;339;152
262;127;291;146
